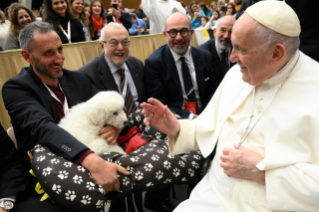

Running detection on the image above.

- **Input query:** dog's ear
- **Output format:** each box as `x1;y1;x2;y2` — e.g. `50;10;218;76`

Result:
87;108;107;126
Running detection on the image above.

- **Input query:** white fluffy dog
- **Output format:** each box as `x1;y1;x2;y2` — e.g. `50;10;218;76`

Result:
58;91;127;155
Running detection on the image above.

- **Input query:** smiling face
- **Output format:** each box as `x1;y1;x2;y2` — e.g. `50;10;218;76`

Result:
71;0;84;15
17;9;32;28
214;16;235;50
84;6;90;17
92;1;102;16
226;4;233;15
211;2;217;9
230;14;276;86
100;26;130;68
52;0;67;16
164;13;193;56
191;3;198;12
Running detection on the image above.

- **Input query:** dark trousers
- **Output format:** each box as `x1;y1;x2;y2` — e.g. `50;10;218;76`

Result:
109;192;143;212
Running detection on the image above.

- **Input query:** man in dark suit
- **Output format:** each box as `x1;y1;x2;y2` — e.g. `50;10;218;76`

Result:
106;0;132;30
1;21;129;212
198;16;236;86
79;22;145;212
145;12;217;120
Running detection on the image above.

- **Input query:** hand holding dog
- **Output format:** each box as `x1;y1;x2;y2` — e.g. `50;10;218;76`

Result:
81;153;130;193
99;126;122;145
141;98;180;139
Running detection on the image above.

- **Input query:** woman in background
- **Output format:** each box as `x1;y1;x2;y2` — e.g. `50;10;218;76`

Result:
88;0;106;40
210;1;217;10
0;9;10;49
44;0;85;44
188;1;204;29
200;16;209;27
4;4;35;50
69;0;90;41
205;9;220;30
226;3;236;17
199;2;212;17
84;3;91;18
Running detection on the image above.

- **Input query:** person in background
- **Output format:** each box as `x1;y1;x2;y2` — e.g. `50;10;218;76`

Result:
234;0;242;12
88;0;106;40
0;9;10;49
84;2;90;18
210;1;217;10
69;0;90;41
205;9;220;30
129;13;145;36
219;7;225;17
217;0;225;10
102;19;108;26
199;2;211;17
106;0;132;31
137;4;146;19
226;3;236;17
188;1;204;29
44;0;85;44
200;16;209;28
4;4;36;50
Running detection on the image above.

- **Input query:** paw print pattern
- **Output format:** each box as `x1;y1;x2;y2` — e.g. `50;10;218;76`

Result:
130;156;139;162
63;162;73;168
164;179;172;183
35;147;45;152
155;171;163;180
191;161;200;169
146;148;154;152
47;152;56;156
37;155;46;162
157;149;165;154
51;158;60;164
155;132;162;139
73;175;83;184
188;169;195;177
123;176;130;186
135;171;143;180
65;190;76;201
193;155;201;160
52;184;62;194
135;115;141;122
77;165;86;172
144;163;153;172
163;161;171;169
42;167;52;176
126;166;134;174
115;161;122;166
146;182;154;187
96;200;104;208
86;182;95;190
173;168;180;177
58;170;69;180
179;160;185;167
81;195;92;205
151;154;160;161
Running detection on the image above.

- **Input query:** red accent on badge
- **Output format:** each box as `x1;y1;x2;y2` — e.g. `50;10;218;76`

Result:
185;101;197;114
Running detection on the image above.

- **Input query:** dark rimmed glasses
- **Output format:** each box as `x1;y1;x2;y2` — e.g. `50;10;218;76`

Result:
101;40;130;47
165;28;190;38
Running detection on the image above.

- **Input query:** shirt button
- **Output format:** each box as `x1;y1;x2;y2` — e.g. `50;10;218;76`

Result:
259;97;263;101
258;110;262;114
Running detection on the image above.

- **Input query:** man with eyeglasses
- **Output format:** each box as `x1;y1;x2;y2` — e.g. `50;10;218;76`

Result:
145;12;217;120
78;22;145;212
198;15;236;86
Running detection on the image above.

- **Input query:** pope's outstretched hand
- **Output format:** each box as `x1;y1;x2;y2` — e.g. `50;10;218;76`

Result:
140;98;180;139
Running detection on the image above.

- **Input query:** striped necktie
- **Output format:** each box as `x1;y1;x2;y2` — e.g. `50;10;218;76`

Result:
117;69;136;115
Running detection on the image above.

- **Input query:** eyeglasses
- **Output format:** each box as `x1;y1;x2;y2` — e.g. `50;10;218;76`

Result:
101;40;130;47
165;28;190;38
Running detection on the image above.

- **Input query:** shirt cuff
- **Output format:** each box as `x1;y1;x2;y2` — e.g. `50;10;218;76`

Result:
188;112;194;120
0;195;16;203
74;149;93;164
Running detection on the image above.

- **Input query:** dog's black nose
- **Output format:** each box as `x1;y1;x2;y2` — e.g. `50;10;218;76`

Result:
123;121;128;125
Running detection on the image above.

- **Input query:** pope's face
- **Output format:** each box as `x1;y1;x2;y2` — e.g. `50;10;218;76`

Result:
230;14;274;86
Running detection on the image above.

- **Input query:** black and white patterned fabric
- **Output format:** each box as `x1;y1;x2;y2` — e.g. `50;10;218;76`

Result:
31;110;203;212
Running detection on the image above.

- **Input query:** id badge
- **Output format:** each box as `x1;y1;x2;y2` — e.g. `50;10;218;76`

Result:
185;101;196;114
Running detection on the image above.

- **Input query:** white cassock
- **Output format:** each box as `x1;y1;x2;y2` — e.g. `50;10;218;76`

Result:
169;51;319;212
141;0;186;34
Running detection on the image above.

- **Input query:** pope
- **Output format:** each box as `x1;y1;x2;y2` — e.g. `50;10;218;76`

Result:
141;1;319;211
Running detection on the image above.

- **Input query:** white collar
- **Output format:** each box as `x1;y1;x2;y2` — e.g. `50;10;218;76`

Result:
169;46;192;63
104;54;128;74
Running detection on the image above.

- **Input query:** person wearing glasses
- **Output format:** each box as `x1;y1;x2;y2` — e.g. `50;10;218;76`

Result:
78;22;145;212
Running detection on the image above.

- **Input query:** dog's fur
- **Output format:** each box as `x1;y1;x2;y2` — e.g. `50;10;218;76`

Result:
58;91;127;155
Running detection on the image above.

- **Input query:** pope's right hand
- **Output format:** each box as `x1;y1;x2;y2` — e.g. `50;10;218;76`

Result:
81;153;130;194
140;98;180;139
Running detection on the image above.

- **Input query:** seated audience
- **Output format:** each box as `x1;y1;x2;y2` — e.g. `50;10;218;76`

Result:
210;1;217;10
200;16;209;28
69;0;91;41
4;4;35;50
205;9;220;30
226;3;236;17
217;0;225;9
137;4;146;19
141;1;319;211
88;0;106;40
129;13;145;36
0;10;10;49
106;0;131;31
198;16;236;85
142;0;186;34
188;1;204;29
235;0;242;11
84;2;90;18
199;2;211;17
44;0;85;44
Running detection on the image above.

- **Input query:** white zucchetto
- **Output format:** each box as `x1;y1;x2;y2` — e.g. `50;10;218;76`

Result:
245;1;300;37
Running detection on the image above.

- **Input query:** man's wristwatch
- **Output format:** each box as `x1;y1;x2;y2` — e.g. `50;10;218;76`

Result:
0;200;14;211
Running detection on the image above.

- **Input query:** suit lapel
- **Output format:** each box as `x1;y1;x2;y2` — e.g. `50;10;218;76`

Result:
97;54;119;92
59;72;78;108
191;47;206;105
164;46;182;96
126;58;143;102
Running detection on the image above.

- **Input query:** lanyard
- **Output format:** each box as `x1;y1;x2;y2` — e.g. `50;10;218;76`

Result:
236;52;300;149
113;70;129;99
43;83;69;116
59;21;71;43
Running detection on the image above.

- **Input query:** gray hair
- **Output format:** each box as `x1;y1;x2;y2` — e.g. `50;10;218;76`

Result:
254;24;300;56
98;22;128;42
19;21;54;51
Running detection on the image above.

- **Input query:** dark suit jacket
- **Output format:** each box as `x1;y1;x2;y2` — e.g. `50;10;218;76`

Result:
144;45;217;118
0;123;25;202
106;12;132;30
197;38;236;86
78;53;145;104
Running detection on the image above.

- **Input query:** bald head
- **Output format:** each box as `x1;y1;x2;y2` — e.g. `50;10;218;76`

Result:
214;15;236;50
216;15;236;29
165;12;191;30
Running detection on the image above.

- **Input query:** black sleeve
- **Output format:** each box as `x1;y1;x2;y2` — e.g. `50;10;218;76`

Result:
235;0;250;19
119;12;132;30
71;18;85;43
0;123;26;201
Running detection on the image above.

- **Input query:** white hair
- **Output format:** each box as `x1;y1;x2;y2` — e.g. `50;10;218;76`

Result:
254;24;300;56
98;22;128;42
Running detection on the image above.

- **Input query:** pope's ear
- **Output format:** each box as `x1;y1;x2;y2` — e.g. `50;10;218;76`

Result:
21;50;32;63
270;43;285;66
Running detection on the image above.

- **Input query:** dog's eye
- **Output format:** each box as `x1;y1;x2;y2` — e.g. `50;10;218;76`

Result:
113;112;118;116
